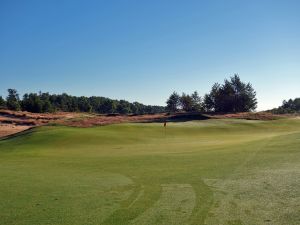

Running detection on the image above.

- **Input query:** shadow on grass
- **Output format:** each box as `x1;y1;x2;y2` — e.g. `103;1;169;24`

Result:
140;113;210;123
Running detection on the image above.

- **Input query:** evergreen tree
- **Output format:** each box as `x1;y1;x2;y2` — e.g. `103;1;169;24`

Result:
2;89;166;114
204;83;221;112
204;75;257;113
191;91;202;111
271;98;300;114
116;100;131;114
180;93;193;112
6;89;21;111
78;96;92;112
0;96;6;109
166;92;180;112
22;93;43;113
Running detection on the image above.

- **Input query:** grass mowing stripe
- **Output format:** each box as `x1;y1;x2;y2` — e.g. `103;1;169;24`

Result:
0;118;299;225
130;184;196;225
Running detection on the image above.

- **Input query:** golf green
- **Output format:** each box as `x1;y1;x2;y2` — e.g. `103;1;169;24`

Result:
0;118;299;225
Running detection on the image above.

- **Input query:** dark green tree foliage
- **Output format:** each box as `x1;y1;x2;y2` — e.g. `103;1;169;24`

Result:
22;93;43;113
166;92;181;112
166;75;257;113
40;93;54;113
203;83;220;112
101;99;116;114
6;89;21;111
3;89;165;114
0;96;6;109
167;91;204;113
117;100;132;114
191;91;203;111
22;93;55;113
270;98;300;114
204;75;257;112
180;93;194;112
78;97;92;112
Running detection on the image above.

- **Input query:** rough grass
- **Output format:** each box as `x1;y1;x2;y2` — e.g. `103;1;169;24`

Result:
0;118;299;225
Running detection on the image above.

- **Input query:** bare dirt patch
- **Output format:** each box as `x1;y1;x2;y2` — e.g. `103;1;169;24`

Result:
0;110;81;138
0;124;32;138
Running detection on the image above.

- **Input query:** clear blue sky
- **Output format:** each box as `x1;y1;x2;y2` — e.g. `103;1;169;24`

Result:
1;0;299;110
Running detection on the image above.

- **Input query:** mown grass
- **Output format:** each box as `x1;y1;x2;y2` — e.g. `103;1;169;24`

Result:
0;118;300;225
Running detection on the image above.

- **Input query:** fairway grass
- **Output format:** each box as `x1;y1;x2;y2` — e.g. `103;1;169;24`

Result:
0;118;299;225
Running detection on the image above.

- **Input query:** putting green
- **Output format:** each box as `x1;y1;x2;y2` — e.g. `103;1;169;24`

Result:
0;118;299;225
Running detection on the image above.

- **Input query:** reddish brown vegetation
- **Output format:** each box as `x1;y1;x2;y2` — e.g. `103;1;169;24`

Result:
0;110;77;126
59;114;168;127
0;110;169;137
0;109;291;138
210;112;285;120
0;110;79;138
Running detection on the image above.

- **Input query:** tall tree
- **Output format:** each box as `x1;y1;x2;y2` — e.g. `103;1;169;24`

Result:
180;93;194;112
0;96;6;109
22;93;43;113
78;96;92;112
204;75;257;113
6;89;21;111
166;92;180;112
116;100;131;114
203;83;221;112
101;99;116;114
191;91;202;111
40;92;54;113
271;98;300;114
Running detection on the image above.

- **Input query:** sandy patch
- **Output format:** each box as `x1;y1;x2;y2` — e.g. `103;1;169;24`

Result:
0;124;31;138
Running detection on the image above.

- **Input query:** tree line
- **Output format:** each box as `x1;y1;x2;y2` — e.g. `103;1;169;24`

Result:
269;98;300;114
166;74;257;113
0;89;165;114
0;75;258;114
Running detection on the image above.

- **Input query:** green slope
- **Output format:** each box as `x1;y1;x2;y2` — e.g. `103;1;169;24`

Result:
0;118;300;225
